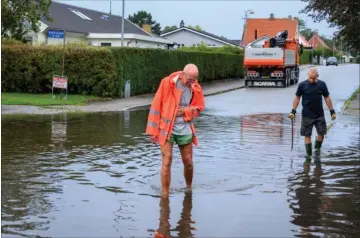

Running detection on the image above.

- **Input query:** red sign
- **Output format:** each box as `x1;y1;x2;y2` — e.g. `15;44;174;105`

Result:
52;76;68;89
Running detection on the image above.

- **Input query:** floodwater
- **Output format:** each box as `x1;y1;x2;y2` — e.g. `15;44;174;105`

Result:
2;65;360;237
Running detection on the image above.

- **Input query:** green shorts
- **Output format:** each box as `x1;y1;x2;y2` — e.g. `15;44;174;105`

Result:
168;134;193;145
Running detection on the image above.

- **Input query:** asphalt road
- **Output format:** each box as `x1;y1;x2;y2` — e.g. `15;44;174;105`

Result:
204;64;359;117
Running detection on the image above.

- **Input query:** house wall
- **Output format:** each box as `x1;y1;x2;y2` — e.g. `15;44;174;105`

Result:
163;29;228;47
30;31;169;49
89;39;168;49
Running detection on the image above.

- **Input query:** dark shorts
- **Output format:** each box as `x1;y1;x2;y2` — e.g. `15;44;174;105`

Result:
300;116;327;137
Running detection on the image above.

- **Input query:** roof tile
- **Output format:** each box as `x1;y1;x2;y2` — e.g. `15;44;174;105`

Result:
242;18;298;46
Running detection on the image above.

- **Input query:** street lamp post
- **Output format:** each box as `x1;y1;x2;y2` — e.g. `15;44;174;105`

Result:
241;9;254;47
121;0;125;47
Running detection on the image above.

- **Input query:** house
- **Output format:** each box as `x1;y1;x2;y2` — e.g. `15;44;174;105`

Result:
242;14;299;47
24;1;174;49
298;34;311;47
160;20;241;47
245;35;270;48
308;32;329;49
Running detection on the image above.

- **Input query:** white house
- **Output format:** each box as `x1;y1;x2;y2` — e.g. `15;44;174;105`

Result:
245;35;270;48
24;1;174;49
160;20;241;48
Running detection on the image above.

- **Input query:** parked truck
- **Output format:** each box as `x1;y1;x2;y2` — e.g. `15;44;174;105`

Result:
244;30;304;88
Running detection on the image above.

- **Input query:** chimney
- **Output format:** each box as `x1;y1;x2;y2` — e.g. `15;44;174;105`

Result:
270;13;274;19
142;24;152;34
180;20;185;28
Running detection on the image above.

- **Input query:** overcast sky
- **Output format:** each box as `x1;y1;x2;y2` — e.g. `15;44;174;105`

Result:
56;0;337;39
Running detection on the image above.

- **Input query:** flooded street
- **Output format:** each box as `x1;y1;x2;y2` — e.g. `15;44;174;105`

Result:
2;64;360;237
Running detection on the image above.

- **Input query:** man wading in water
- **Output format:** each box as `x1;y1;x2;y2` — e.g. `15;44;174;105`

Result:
146;64;205;197
289;68;336;157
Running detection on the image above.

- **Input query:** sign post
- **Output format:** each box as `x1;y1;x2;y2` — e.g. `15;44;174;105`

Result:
52;75;68;100
48;29;68;100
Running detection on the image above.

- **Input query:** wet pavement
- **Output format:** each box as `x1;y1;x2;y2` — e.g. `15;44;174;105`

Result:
1;64;360;237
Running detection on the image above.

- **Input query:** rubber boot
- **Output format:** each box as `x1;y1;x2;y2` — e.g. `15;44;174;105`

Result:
315;140;323;150
305;143;312;156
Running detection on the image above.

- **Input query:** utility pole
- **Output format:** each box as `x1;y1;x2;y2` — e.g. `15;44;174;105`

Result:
109;1;111;14
121;0;125;47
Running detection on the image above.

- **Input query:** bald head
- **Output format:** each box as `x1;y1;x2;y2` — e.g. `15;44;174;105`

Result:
307;68;319;83
182;63;199;87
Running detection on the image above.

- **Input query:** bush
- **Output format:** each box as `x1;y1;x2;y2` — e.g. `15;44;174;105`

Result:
1;44;117;96
300;49;313;64
2;45;244;97
111;47;243;96
178;43;244;55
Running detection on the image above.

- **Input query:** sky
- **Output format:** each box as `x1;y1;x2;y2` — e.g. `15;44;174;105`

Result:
55;0;337;40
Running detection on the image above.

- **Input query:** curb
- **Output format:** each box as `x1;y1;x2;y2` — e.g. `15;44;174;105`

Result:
123;65;315;111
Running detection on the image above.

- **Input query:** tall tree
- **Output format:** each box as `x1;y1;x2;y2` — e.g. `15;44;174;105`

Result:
300;0;360;51
127;10;162;35
188;24;204;31
161;25;177;34
296;17;316;40
1;0;52;40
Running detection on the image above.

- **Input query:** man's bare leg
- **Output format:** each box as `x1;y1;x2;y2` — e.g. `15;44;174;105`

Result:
179;143;193;189
161;141;173;197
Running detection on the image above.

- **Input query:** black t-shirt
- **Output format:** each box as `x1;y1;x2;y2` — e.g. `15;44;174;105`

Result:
295;79;330;118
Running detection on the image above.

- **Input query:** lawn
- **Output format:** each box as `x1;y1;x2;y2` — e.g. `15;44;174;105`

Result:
1;93;110;106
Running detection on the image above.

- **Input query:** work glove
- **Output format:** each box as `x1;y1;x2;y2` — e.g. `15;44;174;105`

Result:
288;109;296;120
330;109;336;120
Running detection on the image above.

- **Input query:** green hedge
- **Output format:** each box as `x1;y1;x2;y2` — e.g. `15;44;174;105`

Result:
111;48;243;96
1;44;117;96
1;44;244;97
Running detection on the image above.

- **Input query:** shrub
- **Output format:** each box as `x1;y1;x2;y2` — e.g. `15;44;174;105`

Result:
2;44;244;97
1;44;117;96
109;47;243;96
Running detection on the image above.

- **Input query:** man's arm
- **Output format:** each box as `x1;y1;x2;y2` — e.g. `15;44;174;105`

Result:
146;79;166;139
292;95;301;111
289;84;302;119
322;82;336;119
325;96;334;110
182;83;205;122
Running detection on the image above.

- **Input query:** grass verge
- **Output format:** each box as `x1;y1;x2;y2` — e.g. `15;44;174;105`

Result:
1;93;111;106
344;87;360;110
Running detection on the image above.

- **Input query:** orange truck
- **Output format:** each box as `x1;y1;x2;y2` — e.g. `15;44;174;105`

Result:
244;30;304;88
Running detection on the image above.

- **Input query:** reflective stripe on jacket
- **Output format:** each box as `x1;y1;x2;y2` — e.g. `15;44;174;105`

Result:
145;71;205;146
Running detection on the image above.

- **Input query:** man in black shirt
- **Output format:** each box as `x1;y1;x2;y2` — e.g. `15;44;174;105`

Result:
288;68;336;156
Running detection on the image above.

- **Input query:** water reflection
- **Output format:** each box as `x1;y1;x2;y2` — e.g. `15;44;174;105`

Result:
154;192;195;238
287;139;360;237
1;110;359;237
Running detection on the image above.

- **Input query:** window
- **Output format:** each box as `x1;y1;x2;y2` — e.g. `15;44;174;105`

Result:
100;15;109;20
69;8;92;21
101;42;111;47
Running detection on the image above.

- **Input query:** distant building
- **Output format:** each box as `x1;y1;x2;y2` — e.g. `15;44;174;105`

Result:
308;33;329;49
160;20;241;48
23;1;174;49
242;14;299;47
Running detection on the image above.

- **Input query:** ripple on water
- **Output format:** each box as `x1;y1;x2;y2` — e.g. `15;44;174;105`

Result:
1;111;359;237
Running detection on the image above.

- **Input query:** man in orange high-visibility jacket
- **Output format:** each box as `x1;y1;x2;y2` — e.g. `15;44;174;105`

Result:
146;63;205;197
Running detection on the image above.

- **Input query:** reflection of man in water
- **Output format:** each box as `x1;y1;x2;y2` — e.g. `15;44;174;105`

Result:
289;160;325;236
154;192;195;238
289;68;336;156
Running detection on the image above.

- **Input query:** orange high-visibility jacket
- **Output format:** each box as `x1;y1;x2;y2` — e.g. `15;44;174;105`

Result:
145;71;205;146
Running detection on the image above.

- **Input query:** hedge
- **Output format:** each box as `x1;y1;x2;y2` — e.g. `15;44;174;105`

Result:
111;48;243;96
2;43;340;98
1;44;243;97
1;44;117;97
